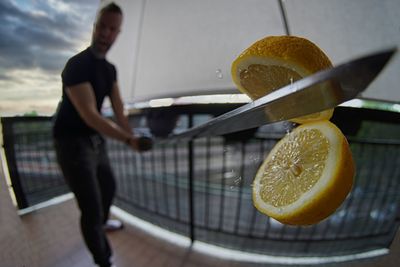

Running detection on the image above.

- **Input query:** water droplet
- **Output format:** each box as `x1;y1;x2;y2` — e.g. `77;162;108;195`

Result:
216;69;223;79
234;177;242;185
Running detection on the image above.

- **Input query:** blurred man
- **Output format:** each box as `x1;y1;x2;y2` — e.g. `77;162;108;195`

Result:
52;3;150;267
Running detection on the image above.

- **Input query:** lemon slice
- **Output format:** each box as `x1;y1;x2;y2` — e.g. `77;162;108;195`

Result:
231;35;335;124
252;120;355;225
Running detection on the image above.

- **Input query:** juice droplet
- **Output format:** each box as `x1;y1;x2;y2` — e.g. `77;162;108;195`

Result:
216;69;223;79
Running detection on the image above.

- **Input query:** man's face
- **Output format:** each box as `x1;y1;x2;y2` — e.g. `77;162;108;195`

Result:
92;11;122;55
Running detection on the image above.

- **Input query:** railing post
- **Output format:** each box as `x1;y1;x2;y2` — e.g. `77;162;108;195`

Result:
188;114;195;243
1;118;29;209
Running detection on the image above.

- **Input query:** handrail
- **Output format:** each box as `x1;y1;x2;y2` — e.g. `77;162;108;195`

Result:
1;103;400;258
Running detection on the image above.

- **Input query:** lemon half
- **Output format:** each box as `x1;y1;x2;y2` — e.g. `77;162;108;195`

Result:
252;120;355;225
231;36;335;124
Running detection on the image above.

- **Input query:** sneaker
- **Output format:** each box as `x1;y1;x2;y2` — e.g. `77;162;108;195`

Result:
104;219;124;232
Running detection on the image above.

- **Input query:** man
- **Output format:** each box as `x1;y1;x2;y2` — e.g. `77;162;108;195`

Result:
53;3;148;267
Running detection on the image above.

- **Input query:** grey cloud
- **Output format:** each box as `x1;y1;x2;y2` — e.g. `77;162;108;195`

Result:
0;0;99;74
0;71;12;81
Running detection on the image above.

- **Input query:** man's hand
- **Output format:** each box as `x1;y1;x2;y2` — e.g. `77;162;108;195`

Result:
127;136;153;152
137;136;153;151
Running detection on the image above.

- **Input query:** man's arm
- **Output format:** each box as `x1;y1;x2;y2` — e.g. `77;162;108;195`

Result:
109;82;153;151
65;82;136;146
109;82;132;134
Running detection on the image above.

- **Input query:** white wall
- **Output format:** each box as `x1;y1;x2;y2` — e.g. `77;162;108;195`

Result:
108;0;399;103
109;0;285;102
284;0;400;101
106;0;145;101
133;0;285;101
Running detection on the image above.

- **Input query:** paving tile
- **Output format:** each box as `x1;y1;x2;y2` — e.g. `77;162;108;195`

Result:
1;197;400;267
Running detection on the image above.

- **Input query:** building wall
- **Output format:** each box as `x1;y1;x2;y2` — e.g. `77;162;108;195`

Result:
106;0;399;102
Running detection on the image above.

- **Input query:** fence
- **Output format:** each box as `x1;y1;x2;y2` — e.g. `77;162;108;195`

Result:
1;103;400;258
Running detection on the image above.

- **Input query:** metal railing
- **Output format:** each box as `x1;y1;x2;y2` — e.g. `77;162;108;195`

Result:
1;105;400;258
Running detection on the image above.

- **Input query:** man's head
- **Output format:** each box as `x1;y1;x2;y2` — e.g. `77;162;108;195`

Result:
92;2;123;56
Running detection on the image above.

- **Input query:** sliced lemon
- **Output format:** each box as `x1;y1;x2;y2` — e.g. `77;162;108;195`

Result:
231;35;335;124
252;120;355;225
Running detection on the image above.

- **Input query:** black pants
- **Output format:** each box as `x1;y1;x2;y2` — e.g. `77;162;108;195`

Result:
54;134;115;267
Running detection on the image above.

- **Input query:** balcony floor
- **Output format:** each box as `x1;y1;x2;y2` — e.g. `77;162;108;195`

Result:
8;198;400;267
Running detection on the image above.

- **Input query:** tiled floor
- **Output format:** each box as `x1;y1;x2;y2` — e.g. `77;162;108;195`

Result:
8;198;400;267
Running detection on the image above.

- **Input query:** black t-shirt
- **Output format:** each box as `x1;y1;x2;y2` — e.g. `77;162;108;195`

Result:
53;47;116;138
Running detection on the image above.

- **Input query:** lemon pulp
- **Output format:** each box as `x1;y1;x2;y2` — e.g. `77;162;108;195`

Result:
259;129;329;207
239;64;302;99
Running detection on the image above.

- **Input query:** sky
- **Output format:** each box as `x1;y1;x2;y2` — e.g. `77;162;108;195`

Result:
0;0;100;116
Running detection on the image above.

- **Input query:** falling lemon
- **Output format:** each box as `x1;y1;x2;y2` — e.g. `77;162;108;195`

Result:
252;120;355;225
231;35;335;124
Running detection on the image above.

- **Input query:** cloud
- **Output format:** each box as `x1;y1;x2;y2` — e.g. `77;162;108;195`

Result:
0;0;100;115
0;0;99;72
